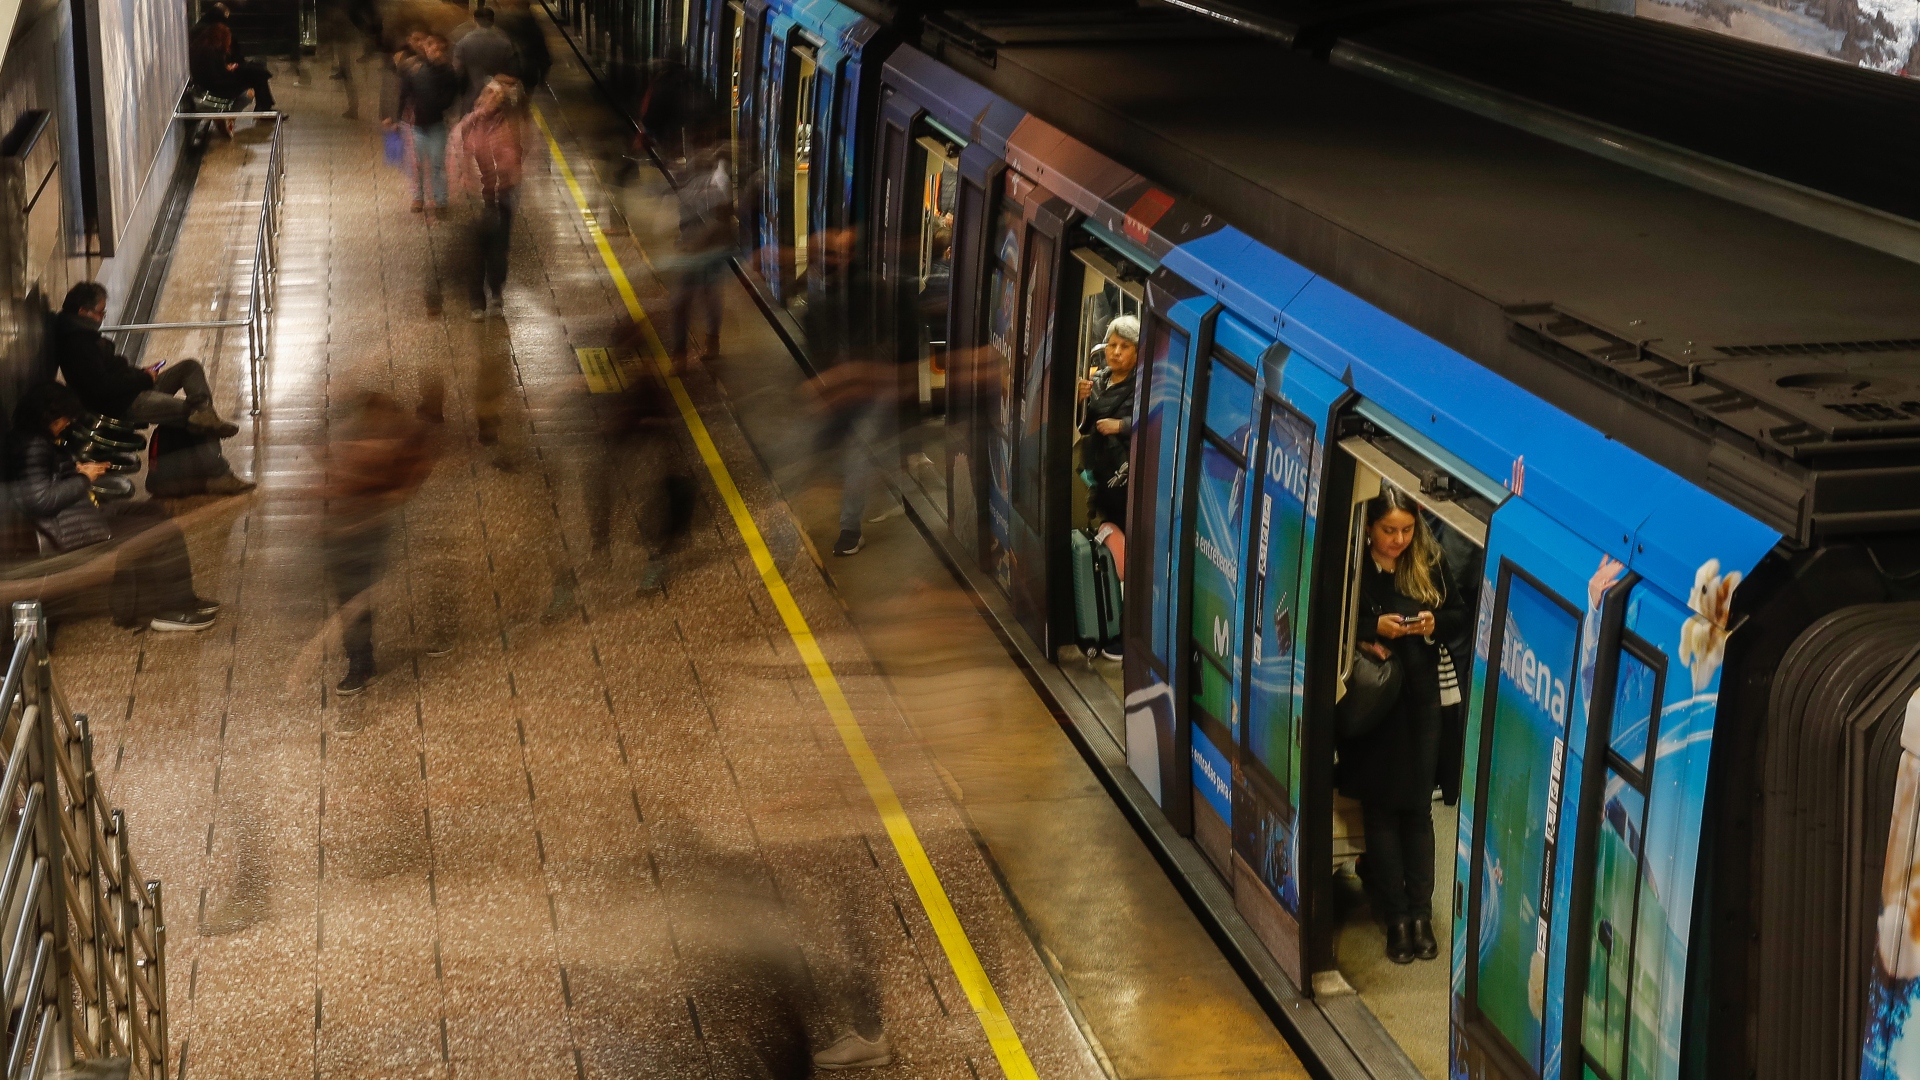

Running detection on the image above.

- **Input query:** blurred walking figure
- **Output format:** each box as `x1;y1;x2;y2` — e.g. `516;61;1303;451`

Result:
322;392;439;696
585;330;696;594
452;6;516;113
449;75;527;320
391;32;460;216
493;0;549;89
668;147;735;370
800;228;890;558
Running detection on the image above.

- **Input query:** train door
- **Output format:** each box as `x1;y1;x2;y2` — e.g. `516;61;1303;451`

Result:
977;170;1068;649
1058;228;1148;718
777;34;820;306
1183;315;1272;877
946;144;1003;561
875;97;962;518
721;2;743;181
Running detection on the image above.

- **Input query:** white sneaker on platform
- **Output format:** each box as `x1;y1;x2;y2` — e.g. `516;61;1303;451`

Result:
813;1033;893;1070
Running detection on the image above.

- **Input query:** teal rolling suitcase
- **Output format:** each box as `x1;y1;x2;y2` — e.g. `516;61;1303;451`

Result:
1071;528;1123;656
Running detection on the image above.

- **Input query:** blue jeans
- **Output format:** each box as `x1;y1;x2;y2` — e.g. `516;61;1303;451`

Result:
410;122;447;204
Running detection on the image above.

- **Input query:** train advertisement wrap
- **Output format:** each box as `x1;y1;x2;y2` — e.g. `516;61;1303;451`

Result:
1242;403;1316;915
1866;690;1920;1080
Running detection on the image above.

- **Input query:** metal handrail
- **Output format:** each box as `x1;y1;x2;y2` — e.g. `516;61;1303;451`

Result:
100;109;287;417
0;602;170;1078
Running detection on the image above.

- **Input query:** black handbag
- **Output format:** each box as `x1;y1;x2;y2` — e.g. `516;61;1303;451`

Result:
1337;645;1402;741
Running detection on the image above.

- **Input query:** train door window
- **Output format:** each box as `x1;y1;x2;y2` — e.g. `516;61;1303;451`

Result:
903;131;960;512
982;189;1024;590
724;2;743;177
1327;427;1493;1079
785;41;820;287
1578;639;1664;1080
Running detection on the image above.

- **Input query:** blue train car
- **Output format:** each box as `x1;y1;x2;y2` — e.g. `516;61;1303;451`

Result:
565;2;1920;1077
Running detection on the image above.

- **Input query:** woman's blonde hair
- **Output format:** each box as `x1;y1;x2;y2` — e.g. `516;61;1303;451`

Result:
1365;485;1444;608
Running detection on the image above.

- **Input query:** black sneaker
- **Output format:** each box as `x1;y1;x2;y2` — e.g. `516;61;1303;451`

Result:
1100;643;1124;662
192;596;222;615
832;530;864;557
149;610;216;632
335;669;372;696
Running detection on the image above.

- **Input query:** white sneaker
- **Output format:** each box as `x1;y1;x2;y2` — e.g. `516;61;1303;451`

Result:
813;1033;893;1070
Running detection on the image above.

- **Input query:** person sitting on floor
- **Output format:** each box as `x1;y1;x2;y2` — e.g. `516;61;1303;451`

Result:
7;383;222;632
189;3;277;114
53;282;256;496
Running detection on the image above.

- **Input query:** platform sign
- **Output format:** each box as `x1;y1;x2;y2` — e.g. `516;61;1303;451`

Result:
576;346;647;393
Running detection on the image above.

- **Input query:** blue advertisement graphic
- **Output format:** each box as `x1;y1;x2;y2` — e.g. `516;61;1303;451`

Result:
1191;443;1246;733
1192;725;1233;822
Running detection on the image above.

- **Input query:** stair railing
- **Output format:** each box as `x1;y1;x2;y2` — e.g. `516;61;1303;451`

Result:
0;601;167;1080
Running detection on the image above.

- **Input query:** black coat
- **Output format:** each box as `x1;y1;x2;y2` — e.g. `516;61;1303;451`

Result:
1078;367;1136;486
398;59;461;127
54;313;153;419
6;431;109;551
1338;553;1467;809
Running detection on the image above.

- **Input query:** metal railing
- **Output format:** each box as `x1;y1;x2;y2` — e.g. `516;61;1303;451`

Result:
102;109;287;418
0;601;169;1079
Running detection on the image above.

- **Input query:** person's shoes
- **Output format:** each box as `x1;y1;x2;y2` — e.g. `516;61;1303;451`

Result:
812;1033;893;1071
203;474;257;496
330;67;348;80
149;610;216;633
1385;919;1416;965
832;530;864;557
335;668;372;696
187;407;240;439
192;596;222;615
1100;644;1124;662
638;560;669;593
411;199;424;213
342;108;358;120
90;476;135;501
468;307;486;321
1411;917;1439;961
424;643;454;658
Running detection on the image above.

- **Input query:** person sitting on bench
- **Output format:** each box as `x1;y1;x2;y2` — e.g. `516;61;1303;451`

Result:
53;282;256;496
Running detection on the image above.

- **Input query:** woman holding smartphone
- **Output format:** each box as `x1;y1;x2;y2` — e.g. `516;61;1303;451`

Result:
1342;485;1466;965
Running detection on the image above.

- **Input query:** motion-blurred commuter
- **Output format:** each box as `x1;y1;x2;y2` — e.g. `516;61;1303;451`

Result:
392;32;460;216
8;384;220;632
1075;313;1139;531
452;6;516;113
322;392;439;696
449;75;526;319
667;147;735;369
493;0;549;89
54;283;256;496
638;53;704;166
583;334;695;594
189;3;277;113
318;0;363;118
800;229;890;559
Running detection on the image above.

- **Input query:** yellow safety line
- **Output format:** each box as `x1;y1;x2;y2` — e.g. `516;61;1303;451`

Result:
531;106;1041;1080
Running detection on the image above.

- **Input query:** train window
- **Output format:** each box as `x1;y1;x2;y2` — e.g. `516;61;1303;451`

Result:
1580;639;1664;1080
1470;564;1582;1073
784;41;820;285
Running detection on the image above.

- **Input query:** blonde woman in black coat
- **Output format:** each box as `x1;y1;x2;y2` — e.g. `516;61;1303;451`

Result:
1342;485;1465;965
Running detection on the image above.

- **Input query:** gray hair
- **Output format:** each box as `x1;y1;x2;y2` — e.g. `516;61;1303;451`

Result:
1106;314;1141;344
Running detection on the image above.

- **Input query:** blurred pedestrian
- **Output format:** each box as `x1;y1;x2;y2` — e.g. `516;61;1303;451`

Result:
392;32;460;216
322;392;439;696
668;146;735;369
452;6;517;113
449;75;527;319
584;333;695;594
800;228;890;558
494;0;549;89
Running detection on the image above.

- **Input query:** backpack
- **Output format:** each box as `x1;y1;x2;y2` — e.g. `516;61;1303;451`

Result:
146;423;228;497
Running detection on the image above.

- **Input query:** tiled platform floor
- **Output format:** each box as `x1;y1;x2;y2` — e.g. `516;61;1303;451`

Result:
44;18;1309;1080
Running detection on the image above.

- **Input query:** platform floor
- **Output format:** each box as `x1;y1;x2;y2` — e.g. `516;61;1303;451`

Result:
41;19;1310;1080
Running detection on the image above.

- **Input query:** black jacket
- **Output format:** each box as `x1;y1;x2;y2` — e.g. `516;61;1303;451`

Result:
1338;553;1468;809
7;431;108;551
398;59;461;127
1078;367;1137;487
54;312;152;419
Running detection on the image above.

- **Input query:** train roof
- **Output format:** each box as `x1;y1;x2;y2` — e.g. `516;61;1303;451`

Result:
915;7;1920;544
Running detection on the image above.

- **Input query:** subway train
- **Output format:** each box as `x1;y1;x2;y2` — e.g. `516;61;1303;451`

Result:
548;1;1920;1077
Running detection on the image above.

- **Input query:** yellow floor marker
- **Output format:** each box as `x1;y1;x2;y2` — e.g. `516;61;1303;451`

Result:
532;106;1042;1080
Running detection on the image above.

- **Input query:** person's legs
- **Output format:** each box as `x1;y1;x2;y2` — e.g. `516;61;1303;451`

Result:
419;123;448;205
1399;805;1436;919
838;423;870;537
697;262;725;359
1360;801;1411;923
484;192;513;302
151;358;214;407
105;504;198;618
237;61;276;111
326;525;387;678
123;391;192;426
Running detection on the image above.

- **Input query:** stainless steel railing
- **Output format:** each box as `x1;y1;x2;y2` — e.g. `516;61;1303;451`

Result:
103;110;287;418
0;601;169;1079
